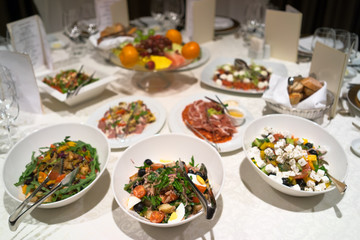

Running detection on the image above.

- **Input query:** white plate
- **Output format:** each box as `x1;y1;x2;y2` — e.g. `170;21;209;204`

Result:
351;138;360;157
215;16;234;30
89;33;134;50
37;64;117;106
242;114;348;197
168;93;254;153
298;36;313;54
109;46;210;72
87;96;166;149
200;57;288;94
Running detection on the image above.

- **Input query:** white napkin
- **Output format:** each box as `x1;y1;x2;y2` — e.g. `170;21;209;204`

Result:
89;33;133;50
262;74;327;109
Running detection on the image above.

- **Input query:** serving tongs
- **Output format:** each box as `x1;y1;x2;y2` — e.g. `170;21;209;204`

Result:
184;120;221;152
205;95;229;114
177;160;217;220
8;165;79;231
67;70;96;98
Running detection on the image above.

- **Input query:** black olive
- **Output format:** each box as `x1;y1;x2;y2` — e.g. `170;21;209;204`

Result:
282;178;292;187
133;180;145;189
296;179;306;190
308;149;318;156
133;202;145;213
188;169;195;174
305;142;313;149
144;159;153;166
138;168;146;177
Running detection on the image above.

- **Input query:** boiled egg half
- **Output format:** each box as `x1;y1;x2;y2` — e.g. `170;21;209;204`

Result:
127;196;141;210
168;202;185;223
188;173;207;193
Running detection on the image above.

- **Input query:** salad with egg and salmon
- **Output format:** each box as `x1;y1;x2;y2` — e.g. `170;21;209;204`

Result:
124;158;209;223
248;127;333;192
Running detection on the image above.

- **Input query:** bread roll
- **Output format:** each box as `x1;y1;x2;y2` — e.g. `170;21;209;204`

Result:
288;80;304;93
301;77;323;92
289;92;303;105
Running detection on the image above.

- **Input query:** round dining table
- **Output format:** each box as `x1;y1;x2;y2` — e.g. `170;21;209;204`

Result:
1;30;360;240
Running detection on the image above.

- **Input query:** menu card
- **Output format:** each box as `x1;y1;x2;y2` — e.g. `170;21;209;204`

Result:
7;15;53;75
0;51;42;114
309;42;348;118
185;0;215;44
264;9;302;62
95;0;129;31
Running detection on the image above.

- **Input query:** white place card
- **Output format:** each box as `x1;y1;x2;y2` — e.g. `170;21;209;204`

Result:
0;51;42;114
264;9;302;62
309;42;348;118
185;0;215;44
7;15;52;75
95;0;129;31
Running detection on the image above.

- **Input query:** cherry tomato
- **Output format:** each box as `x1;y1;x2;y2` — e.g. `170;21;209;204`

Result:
149;211;165;223
133;185;146;198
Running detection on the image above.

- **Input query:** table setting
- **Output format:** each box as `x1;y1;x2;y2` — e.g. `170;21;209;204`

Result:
1;4;360;239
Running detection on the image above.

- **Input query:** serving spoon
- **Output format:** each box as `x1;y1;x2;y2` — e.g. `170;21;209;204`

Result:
327;173;347;194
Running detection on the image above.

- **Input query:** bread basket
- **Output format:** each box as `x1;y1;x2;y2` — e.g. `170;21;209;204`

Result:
265;90;334;120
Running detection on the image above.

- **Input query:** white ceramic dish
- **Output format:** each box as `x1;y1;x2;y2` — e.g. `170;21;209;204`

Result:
89;33;133;50
87;96;166;149
351;138;360;157
242;114;348;197
37;64;117;106
112;133;224;227
225;106;246;126
168;93;254;153
3;123;110;208
200;57;288;94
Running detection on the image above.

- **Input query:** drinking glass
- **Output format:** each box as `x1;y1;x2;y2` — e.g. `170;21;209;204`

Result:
164;0;185;30
334;29;351;53
243;3;266;43
348;32;359;63
151;0;165;31
311;27;336;51
0;65;19;153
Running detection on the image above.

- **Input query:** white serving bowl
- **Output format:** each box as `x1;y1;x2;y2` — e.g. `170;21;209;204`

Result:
112;133;224;227
3;123;110;208
37;64;118;106
242;114;348;197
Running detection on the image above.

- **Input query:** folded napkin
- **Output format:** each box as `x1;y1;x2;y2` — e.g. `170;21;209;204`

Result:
89;33;133;50
262;74;327;109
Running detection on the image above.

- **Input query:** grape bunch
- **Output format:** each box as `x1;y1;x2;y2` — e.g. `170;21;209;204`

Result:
135;35;173;57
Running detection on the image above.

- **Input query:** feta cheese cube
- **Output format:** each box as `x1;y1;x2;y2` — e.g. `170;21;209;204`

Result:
215;79;222;86
301;150;308;157
306;180;315;188
248;147;260;158
220;74;227;80
291;149;303;159
227;74;234;82
284;144;295;153
264;148;274;157
304;187;313;192
298;158;308;167
265;164;276;174
275;148;284;156
317;169;325;177
254;156;266;168
275;139;286;149
282;171;291;178
310;170;321;182
291;164;299;173
289;159;296;166
292;184;301;191
267;134;275;143
314;183;326;191
321;176;330;183
276;155;285;164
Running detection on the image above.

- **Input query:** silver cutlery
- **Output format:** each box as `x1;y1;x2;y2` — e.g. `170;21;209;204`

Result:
67;70;95;98
184;120;221;152
177;160;216;220
205;96;229;114
9;166;79;231
327;172;347;194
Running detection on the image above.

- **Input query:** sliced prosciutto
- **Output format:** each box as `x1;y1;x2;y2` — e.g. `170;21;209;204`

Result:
182;99;237;143
98;100;156;139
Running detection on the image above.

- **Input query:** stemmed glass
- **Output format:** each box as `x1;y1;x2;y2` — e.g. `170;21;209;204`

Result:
334;29;351;53
0;65;19;153
311;27;336;51
346;32;359;78
164;0;185;30
151;0;166;32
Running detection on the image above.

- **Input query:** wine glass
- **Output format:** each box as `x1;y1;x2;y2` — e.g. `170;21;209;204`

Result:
311;27;336;51
164;0;185;30
0;65;19;153
151;0;165;31
348;32;359;63
334;29;351;53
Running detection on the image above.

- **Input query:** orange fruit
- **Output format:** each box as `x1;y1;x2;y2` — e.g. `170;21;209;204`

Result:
165;29;182;44
181;41;200;59
119;45;139;68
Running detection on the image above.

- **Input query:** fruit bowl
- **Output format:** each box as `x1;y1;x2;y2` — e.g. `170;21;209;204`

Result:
108;29;210;72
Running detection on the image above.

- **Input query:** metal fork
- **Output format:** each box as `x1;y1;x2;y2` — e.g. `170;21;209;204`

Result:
67;71;96;98
66;65;83;98
184;120;221;152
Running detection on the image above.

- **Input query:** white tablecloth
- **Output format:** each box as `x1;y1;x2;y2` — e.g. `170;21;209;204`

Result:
1;33;360;240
